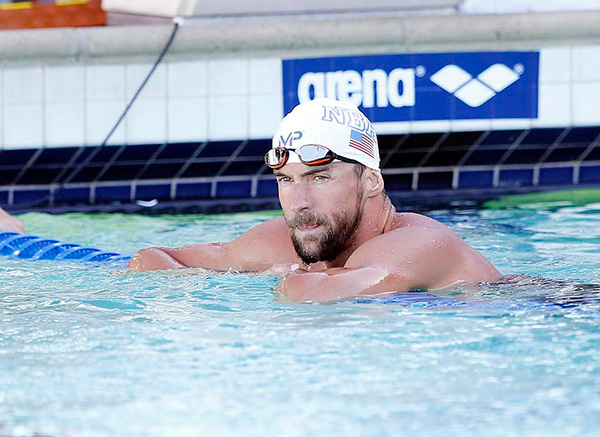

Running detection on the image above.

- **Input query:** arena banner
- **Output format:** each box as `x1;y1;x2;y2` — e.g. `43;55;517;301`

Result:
282;51;539;121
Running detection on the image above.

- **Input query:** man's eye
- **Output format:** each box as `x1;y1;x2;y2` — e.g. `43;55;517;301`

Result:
277;177;291;183
313;175;328;182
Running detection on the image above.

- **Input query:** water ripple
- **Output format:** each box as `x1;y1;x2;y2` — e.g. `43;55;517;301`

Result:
2;209;600;436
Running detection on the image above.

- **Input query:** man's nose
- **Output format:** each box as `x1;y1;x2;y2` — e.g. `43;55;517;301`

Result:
289;182;313;213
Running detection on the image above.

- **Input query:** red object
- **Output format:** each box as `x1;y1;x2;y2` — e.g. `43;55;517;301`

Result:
0;0;105;30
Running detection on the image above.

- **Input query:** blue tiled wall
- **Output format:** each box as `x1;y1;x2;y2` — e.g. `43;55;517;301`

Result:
216;180;252;198
54;187;90;205
175;182;212;199
499;169;534;186
136;184;171;200
256;179;278;197
459;170;494;188
539;167;573;185
579;165;600;184
13;189;49;205
1;126;599;208
95;185;131;203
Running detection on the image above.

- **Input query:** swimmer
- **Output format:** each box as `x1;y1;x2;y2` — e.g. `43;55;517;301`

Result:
129;98;501;302
0;207;25;234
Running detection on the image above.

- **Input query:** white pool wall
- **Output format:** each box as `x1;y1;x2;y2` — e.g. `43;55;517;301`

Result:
0;11;598;150
101;0;462;18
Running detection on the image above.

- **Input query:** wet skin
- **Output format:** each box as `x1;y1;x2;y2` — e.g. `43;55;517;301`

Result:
0;207;25;234
128;162;501;303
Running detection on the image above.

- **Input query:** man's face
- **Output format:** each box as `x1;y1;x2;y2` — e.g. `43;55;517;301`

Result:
274;162;364;264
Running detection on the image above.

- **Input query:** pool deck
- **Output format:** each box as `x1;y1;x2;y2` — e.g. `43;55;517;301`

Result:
1;10;600;64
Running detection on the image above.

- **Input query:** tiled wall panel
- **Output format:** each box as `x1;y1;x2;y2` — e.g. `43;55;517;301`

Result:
208;95;249;140
572;46;600;82
86;101;127;146
208;60;248;97
249;94;282;140
126;63;167;100
533;83;572;128
45;66;85;104
539;47;571;84
167;61;208;98
4;104;44;149
126;99;167;144
572;83;600;126
167;98;208;143
45;102;85;147
3;67;43;105
86;65;127;102
249;59;282;95
0;45;597;151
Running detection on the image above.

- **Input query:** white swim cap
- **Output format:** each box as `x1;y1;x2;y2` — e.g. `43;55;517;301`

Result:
272;98;380;171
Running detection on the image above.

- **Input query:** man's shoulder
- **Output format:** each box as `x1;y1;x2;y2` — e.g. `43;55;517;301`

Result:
389;212;449;232
233;216;292;247
236;216;295;246
347;213;461;272
383;218;454;245
248;216;290;235
354;212;460;259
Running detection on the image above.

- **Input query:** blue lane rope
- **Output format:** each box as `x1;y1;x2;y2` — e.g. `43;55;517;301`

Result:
0;232;130;263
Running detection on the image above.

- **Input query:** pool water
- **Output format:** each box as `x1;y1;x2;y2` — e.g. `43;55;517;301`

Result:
1;205;600;436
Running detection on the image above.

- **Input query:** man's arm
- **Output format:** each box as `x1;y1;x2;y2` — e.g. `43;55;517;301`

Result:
278;265;406;303
0;207;24;234
128;217;300;272
279;226;499;303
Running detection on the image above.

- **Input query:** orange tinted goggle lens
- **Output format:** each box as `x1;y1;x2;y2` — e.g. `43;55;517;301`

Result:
265;148;288;169
264;145;335;169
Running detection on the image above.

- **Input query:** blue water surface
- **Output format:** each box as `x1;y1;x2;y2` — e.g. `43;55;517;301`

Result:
1;206;600;436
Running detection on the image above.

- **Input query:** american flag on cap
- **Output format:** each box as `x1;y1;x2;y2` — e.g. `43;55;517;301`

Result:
349;129;375;158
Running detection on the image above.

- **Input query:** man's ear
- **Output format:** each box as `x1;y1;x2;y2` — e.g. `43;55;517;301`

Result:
365;170;385;198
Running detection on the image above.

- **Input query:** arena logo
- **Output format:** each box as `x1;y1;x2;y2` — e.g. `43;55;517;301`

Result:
430;63;523;108
283;52;539;121
297;68;416;108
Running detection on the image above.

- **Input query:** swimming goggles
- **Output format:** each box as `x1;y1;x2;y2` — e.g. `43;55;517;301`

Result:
264;144;358;170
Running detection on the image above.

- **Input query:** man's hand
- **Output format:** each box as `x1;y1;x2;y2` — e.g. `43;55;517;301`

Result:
264;263;304;276
0;208;25;234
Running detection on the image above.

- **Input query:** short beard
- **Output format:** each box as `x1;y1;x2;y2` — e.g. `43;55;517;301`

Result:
286;197;363;265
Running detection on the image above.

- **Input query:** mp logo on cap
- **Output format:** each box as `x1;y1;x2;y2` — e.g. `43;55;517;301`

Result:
279;131;303;147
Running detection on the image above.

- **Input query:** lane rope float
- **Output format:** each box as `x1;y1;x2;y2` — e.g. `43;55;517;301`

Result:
0;232;130;263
